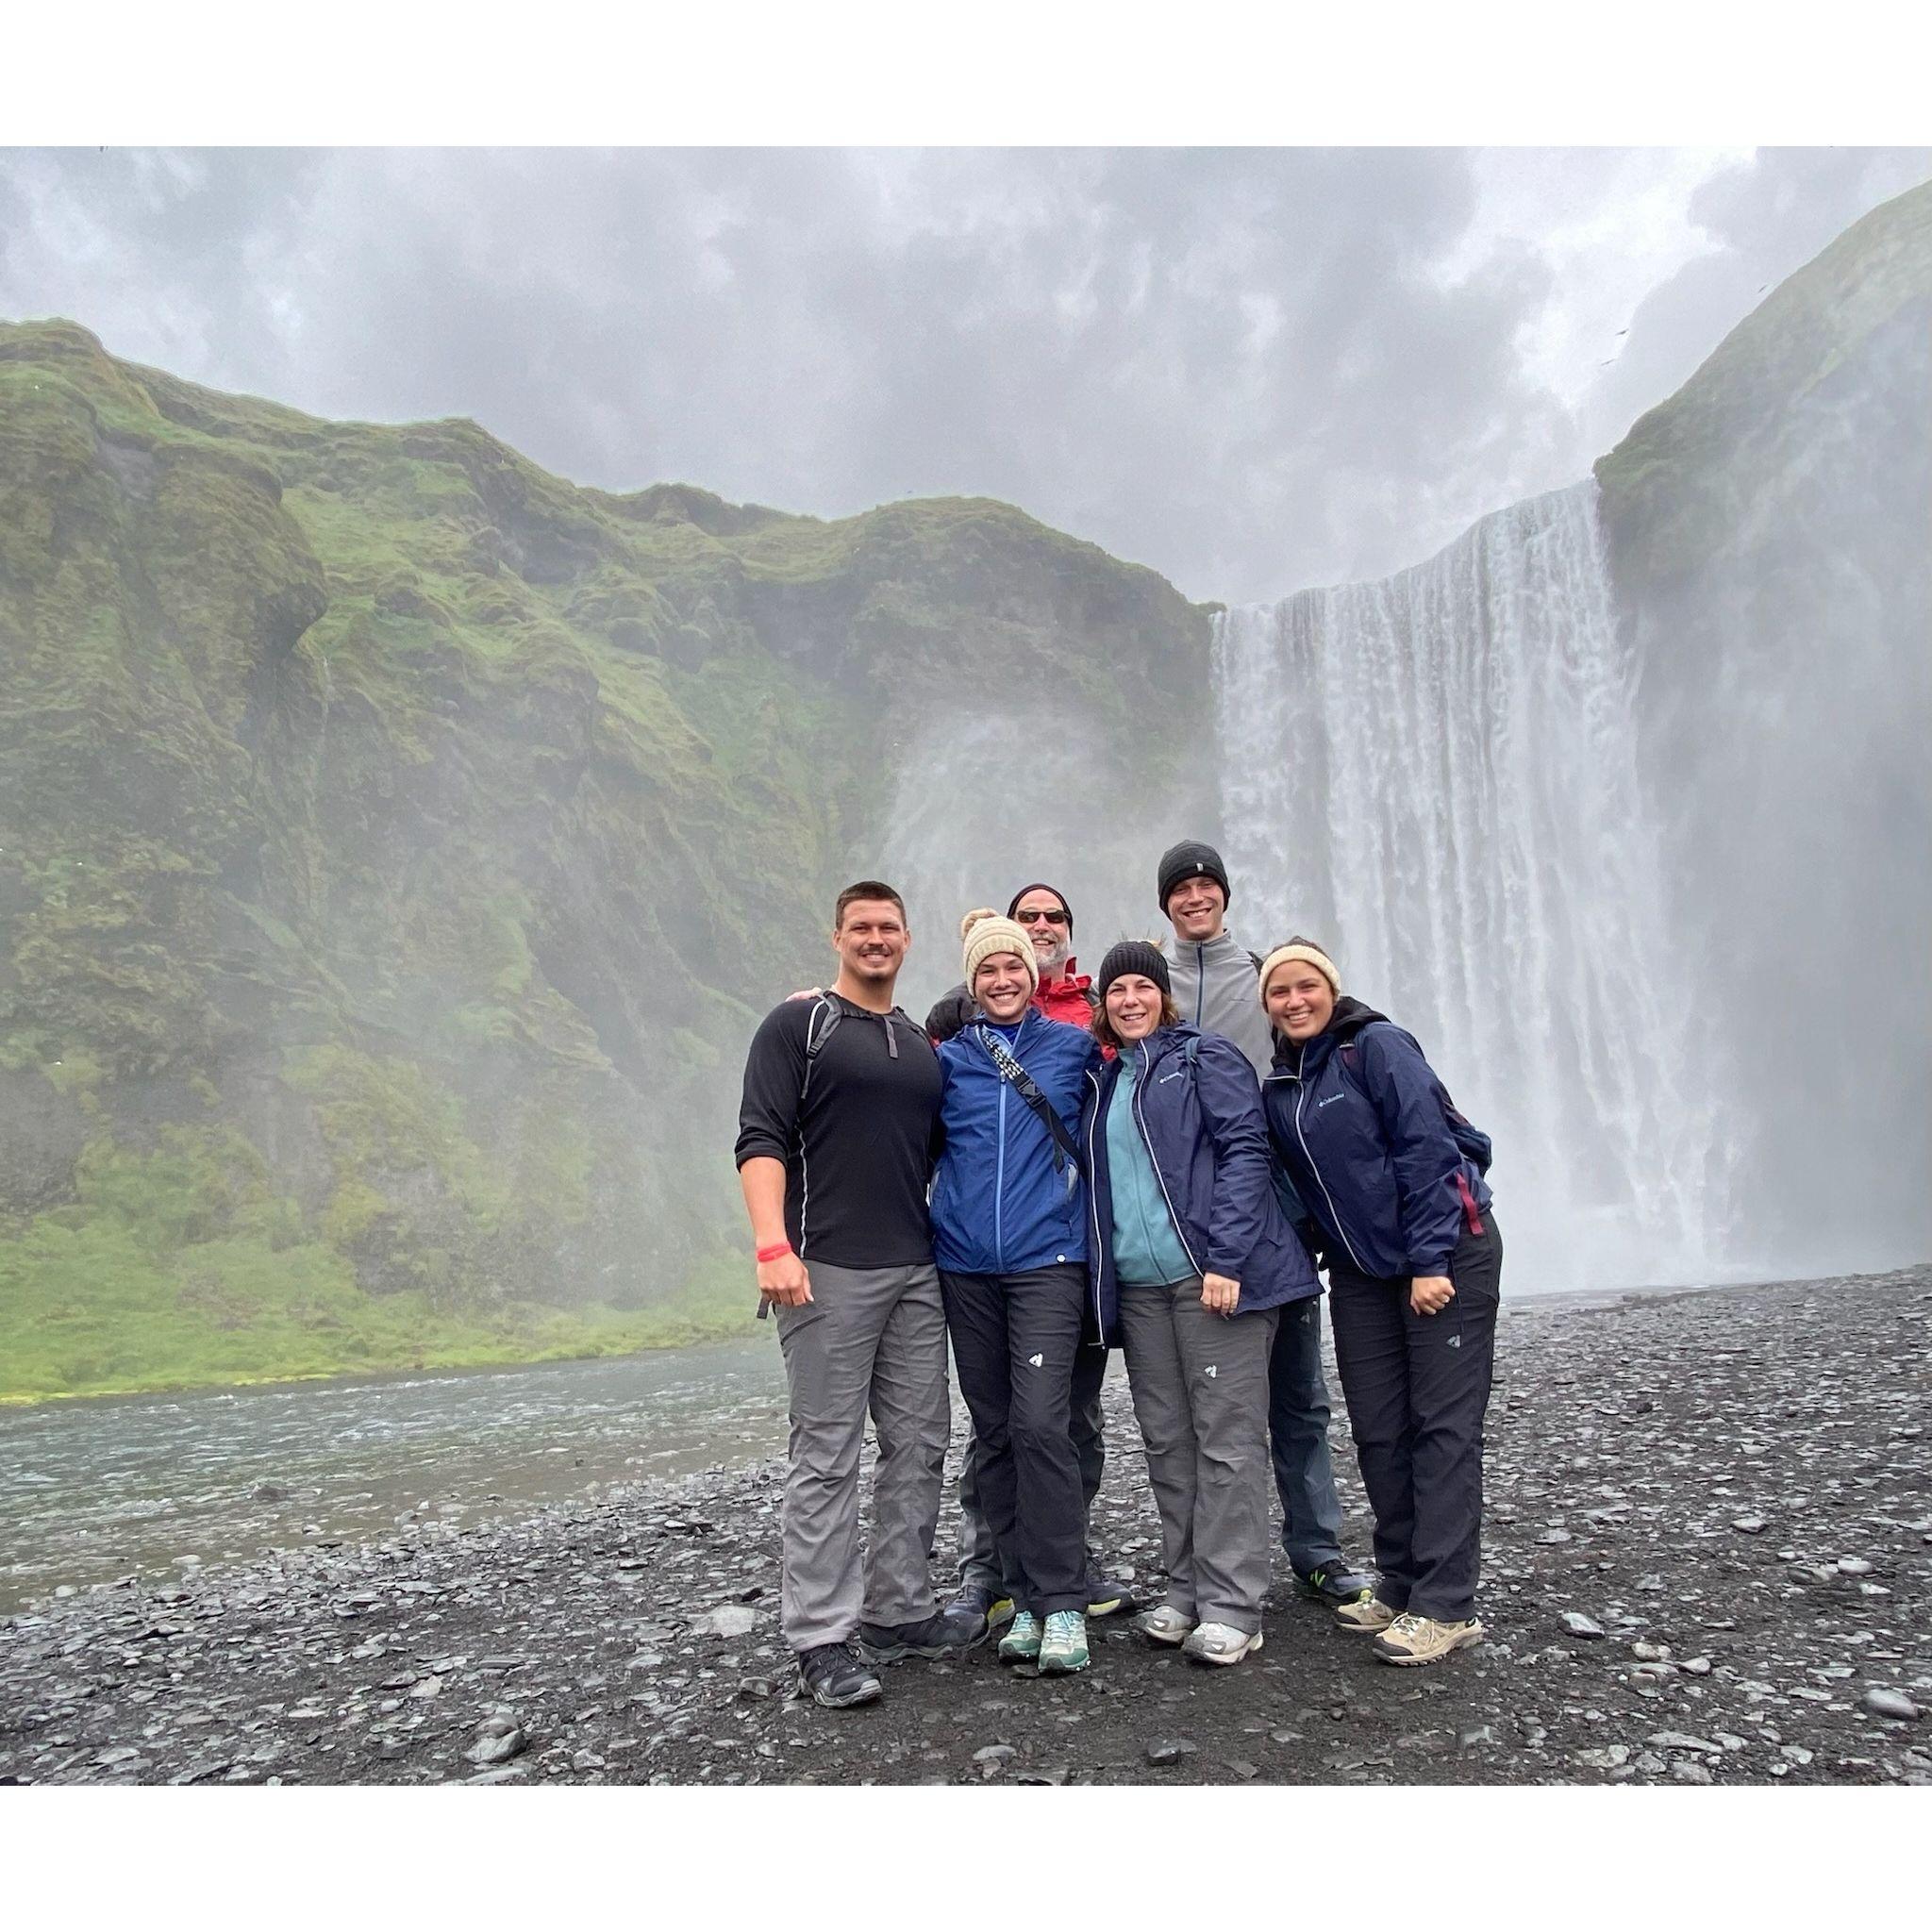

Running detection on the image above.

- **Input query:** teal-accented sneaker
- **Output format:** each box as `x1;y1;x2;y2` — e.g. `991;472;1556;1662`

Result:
997;1610;1043;1663
1037;1610;1090;1674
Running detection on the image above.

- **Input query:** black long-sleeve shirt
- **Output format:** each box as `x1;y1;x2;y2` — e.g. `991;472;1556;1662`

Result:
734;992;943;1269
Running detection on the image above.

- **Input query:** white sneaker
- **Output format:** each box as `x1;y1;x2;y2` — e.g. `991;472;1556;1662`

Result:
1133;1604;1197;1645
1181;1621;1264;1666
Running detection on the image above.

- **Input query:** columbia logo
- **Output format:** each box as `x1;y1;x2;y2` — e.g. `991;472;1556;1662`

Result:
1447;1335;1462;1349
1028;1353;1044;1368
1317;1093;1345;1108
1204;1364;1218;1379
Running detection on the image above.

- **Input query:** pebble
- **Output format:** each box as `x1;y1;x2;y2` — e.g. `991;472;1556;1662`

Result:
1863;1688;1920;1722
1730;1516;1769;1534
1561;1612;1606;1639
973;1744;1015;1763
1145;1739;1195;1766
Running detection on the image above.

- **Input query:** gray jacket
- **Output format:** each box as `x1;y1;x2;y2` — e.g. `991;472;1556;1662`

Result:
1166;929;1273;1079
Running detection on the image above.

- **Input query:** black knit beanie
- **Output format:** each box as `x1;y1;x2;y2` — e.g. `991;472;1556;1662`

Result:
1007;882;1073;935
1096;940;1172;1002
1157;839;1232;914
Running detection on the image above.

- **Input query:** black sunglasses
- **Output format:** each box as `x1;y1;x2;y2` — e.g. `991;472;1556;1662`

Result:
1013;908;1070;925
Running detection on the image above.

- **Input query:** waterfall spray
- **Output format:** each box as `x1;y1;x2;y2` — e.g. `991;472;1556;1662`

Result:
1214;479;1722;1291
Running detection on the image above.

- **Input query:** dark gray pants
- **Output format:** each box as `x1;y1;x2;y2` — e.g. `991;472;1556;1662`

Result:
774;1259;951;1650
941;1266;1090;1617
1117;1277;1279;1634
1327;1217;1502;1623
956;1340;1107;1592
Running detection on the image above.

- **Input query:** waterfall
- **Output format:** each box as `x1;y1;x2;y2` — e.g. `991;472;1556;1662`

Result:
1213;479;1722;1291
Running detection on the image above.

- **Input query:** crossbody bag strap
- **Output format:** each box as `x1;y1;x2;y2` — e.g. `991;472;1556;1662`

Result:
975;1026;1085;1183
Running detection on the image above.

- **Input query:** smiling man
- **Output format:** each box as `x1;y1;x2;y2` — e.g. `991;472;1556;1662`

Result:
924;883;1096;1040
735;880;956;1709
1157;840;1374;1613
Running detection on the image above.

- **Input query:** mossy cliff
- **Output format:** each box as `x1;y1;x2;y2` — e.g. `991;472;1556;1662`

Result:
1595;180;1932;1264
0;325;1209;1397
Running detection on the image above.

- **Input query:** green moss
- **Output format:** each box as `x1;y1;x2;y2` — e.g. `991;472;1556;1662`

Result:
0;314;1214;1398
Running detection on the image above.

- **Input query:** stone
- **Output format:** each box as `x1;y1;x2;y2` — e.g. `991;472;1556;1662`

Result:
1836;1557;1874;1575
1145;1739;1195;1766
1680;1657;1713;1676
1672;1759;1714;1784
1646;1731;1723;1754
1561;1611;1606;1639
1730;1516;1769;1533
1863;1688;1920;1722
465;1727;526;1767
973;1744;1016;1763
691;1605;758;1640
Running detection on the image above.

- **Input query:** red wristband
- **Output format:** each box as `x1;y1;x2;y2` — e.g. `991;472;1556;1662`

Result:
756;1241;792;1264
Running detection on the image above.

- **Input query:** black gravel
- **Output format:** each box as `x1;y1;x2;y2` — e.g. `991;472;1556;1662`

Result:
3;1266;1927;1786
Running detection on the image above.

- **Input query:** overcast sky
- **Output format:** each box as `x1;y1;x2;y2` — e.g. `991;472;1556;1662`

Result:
2;145;1925;604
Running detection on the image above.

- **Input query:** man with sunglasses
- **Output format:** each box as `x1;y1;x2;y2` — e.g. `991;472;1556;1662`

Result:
924;884;1095;1039
923;885;1134;1647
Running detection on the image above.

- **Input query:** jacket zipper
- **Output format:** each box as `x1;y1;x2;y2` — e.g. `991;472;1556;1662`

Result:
1285;1045;1366;1273
993;1075;1008;1272
1085;1066;1105;1332
1132;1039;1203;1277
1192;943;1206;1027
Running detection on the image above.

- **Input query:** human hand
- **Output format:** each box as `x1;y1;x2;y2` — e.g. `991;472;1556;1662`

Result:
758;1251;814;1307
1409;1274;1455;1316
1201;1272;1241;1317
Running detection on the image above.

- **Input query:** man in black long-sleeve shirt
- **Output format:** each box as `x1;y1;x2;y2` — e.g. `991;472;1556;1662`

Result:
735;880;955;1708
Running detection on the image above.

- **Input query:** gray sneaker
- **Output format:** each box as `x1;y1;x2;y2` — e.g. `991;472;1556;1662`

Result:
1181;1621;1264;1666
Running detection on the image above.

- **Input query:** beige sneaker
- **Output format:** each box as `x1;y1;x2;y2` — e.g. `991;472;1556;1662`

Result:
1333;1594;1400;1634
1133;1604;1197;1645
1371;1611;1484;1665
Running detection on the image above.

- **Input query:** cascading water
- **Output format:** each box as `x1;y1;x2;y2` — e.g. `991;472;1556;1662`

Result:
1213;479;1723;1291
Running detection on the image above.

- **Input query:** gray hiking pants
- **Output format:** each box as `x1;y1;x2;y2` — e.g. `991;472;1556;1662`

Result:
774;1258;951;1650
1117;1277;1279;1634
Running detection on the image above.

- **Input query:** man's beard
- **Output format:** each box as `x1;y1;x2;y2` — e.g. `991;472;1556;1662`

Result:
1032;934;1072;974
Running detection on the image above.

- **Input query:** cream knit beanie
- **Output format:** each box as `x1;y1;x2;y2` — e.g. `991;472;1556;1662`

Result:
961;910;1040;993
1258;941;1342;1005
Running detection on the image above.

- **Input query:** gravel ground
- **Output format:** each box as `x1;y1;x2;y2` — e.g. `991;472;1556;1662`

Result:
3;1266;1927;1787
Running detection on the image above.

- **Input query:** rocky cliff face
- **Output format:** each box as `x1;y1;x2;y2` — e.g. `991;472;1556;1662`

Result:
1595;181;1932;1270
0;322;1208;1391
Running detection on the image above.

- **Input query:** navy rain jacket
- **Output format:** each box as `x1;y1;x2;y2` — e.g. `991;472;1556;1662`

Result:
931;1011;1103;1275
1262;996;1493;1280
1079;1023;1320;1341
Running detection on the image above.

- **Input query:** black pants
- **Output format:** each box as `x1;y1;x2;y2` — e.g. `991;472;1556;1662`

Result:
940;1264;1090;1616
1326;1216;1502;1623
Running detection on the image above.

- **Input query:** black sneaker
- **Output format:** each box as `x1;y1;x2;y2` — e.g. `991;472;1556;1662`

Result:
855;1610;962;1662
1293;1561;1375;1608
1084;1571;1139;1618
936;1586;995;1650
795;1641;883;1708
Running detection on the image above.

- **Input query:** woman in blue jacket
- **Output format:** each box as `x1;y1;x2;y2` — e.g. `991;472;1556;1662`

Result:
1080;941;1321;1666
1258;939;1501;1668
933;915;1104;1675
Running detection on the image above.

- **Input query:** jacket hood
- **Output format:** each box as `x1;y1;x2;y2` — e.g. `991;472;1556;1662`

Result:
1270;994;1391;1069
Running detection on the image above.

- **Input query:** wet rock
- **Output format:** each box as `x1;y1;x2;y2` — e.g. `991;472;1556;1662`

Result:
1863;1688;1920;1722
691;1605;758;1640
